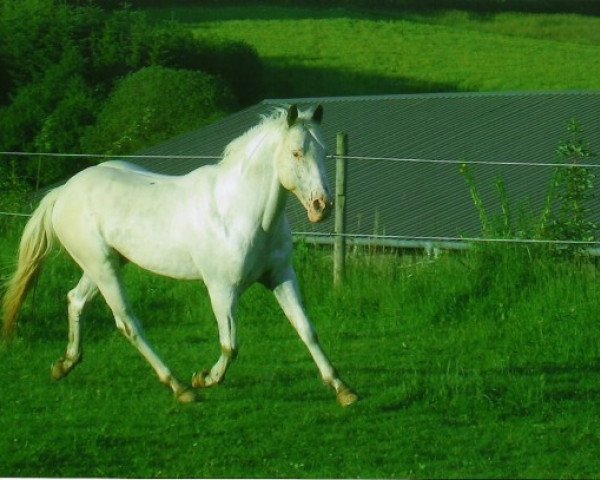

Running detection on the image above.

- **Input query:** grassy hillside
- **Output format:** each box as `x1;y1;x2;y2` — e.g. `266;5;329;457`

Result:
147;5;600;97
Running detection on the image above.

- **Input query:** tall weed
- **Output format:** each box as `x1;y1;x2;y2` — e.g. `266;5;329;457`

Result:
460;120;598;258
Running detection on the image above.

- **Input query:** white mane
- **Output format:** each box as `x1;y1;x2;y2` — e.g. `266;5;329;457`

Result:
220;107;325;165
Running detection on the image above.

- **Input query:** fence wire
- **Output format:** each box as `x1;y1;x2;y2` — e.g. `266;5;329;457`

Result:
294;231;600;246
330;154;600;169
2;150;600;168
3;150;600;247
0;151;222;161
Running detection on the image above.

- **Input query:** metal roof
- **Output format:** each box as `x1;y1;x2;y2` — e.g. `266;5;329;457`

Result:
136;91;600;247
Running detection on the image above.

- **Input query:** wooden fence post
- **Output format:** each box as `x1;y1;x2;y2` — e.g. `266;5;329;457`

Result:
334;132;348;287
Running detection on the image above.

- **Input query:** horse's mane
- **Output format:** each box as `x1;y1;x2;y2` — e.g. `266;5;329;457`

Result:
220;107;324;166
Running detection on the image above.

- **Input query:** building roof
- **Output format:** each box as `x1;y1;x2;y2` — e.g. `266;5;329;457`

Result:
137;91;600;247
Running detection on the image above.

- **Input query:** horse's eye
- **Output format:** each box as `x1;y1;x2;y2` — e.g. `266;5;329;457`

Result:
292;150;302;160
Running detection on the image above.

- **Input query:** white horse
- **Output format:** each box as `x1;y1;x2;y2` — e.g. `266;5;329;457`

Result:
2;105;358;406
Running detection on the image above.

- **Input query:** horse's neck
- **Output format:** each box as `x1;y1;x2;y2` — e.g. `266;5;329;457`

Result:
260;165;288;231
214;138;288;232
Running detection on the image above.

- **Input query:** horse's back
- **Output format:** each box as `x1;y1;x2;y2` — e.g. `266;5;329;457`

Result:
97;160;181;182
51;161;212;279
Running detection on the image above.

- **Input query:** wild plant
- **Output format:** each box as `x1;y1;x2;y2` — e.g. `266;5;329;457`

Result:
539;120;597;255
460;119;597;258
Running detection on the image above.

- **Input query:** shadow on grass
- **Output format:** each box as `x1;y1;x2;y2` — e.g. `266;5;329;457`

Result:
259;61;460;99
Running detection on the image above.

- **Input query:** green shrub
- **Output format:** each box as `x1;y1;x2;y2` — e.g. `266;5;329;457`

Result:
82;66;235;155
137;24;263;106
0;0;262;191
87;7;148;88
0;38;12;106
0;0;103;92
86;11;263;104
0;49;99;186
195;39;263;106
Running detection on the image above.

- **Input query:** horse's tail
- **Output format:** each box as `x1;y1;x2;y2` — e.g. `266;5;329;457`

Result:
2;187;62;340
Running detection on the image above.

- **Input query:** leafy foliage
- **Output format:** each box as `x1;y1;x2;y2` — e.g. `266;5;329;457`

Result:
82;66;235;155
543;120;597;246
0;0;262;190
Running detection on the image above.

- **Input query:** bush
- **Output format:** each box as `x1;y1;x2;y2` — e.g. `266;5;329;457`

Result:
0;0;103;93
82;66;236;155
0;48;100;186
0;38;12;106
85;11;263;104
134;23;263;106
0;0;263;191
87;7;149;88
195;40;263;106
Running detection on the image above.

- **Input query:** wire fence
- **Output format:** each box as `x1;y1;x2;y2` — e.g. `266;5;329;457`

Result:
294;231;600;246
3;150;600;167
331;154;600;169
0;151;223;161
3;150;600;247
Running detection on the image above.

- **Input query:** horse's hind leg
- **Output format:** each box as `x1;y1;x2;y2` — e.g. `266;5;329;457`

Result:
87;260;196;403
52;274;98;380
55;220;194;403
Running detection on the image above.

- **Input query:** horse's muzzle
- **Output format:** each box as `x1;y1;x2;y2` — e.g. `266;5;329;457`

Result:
307;196;332;223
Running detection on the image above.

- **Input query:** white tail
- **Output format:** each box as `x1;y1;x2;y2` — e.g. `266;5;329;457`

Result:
2;188;61;339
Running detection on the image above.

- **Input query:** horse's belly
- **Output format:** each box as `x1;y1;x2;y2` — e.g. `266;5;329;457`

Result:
57;166;204;280
104;213;202;280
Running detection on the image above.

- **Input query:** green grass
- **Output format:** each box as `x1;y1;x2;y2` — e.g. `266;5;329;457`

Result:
146;5;600;97
2;223;600;478
406;10;600;46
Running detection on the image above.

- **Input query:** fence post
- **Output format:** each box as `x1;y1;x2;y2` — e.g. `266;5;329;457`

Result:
334;132;348;287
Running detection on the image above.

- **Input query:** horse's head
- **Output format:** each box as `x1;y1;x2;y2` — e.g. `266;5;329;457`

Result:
276;104;332;223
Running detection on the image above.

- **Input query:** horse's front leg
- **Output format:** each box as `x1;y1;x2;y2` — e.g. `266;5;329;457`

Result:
272;267;358;407
192;284;238;388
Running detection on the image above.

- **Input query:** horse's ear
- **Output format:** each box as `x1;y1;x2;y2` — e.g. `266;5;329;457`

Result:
287;104;298;127
312;104;324;124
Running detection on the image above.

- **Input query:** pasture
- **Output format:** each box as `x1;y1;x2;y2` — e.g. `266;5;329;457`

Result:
146;5;600;97
3;4;600;478
1;224;600;477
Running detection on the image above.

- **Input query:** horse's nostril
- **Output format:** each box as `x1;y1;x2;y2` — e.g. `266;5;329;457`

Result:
307;197;331;223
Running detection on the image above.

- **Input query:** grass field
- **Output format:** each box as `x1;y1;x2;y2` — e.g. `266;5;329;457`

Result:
1;222;600;478
3;4;600;479
146;5;600;97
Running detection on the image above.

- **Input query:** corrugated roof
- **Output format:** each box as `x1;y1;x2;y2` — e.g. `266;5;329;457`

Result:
136;91;600;244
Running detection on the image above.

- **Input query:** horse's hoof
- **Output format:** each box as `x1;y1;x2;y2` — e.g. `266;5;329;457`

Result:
51;361;67;380
51;355;81;381
337;387;359;407
176;388;197;404
191;370;210;388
